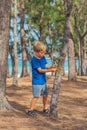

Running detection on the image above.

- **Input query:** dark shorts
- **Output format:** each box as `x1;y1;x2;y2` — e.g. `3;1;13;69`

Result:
32;84;48;97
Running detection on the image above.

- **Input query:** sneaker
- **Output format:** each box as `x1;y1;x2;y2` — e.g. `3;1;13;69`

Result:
42;109;50;114
27;110;36;117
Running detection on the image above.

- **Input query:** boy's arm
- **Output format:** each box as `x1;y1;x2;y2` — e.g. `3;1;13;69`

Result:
46;64;57;69
36;65;57;73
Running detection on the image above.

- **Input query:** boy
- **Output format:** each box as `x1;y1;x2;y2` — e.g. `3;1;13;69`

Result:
27;41;56;117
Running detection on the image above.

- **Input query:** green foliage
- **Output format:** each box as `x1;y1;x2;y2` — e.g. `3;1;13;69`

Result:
9;0;87;62
73;0;87;34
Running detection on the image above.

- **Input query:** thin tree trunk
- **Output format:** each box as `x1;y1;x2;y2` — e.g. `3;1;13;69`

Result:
74;13;87;76
20;0;28;77
13;0;18;86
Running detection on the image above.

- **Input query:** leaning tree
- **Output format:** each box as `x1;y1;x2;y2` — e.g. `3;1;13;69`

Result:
50;0;74;118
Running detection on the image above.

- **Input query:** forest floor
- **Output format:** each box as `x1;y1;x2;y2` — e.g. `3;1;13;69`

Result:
0;75;87;130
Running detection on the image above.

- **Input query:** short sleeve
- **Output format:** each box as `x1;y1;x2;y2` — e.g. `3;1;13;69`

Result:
31;57;41;69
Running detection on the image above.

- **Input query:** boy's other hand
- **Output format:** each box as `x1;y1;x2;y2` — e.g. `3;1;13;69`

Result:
51;68;57;72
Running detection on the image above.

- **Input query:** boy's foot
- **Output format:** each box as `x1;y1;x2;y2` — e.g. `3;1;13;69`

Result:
27;110;36;117
42;109;50;114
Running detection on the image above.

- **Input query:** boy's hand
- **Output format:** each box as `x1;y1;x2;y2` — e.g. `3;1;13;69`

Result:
51;64;57;72
51;64;57;68
51;66;63;73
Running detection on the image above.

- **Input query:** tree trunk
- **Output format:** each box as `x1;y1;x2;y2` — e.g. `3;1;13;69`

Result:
0;0;13;110
78;37;84;76
68;38;76;81
66;12;76;81
20;0;28;77
50;0;74;118
13;0;18;86
50;73;61;118
77;40;82;75
74;7;87;76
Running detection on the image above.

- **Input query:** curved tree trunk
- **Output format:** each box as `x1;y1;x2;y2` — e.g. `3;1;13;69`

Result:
0;0;13;110
50;0;74;118
50;73;61;118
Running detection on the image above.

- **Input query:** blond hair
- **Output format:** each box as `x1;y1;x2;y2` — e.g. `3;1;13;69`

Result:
34;41;46;52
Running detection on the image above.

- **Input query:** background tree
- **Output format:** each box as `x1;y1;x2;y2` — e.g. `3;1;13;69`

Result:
19;0;28;77
73;0;87;75
12;0;18;86
65;0;76;81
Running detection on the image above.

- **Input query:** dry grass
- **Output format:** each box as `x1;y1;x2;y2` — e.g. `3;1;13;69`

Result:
0;76;87;130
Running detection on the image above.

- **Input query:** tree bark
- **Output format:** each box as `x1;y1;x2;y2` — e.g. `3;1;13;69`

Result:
50;0;75;118
68;38;76;81
20;0;28;77
13;0;18;86
0;0;13;110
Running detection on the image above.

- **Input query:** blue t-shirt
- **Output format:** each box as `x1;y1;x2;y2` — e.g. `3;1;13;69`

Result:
31;56;47;85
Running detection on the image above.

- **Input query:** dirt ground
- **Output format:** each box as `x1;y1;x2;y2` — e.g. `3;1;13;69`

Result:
0;76;87;130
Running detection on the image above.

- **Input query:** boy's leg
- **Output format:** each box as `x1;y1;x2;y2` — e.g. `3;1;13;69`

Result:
42;84;49;110
27;97;39;117
30;84;41;110
30;97;39;110
42;94;49;114
43;94;48;109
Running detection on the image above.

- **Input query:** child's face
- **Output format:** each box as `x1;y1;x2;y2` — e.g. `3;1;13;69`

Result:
36;50;45;58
